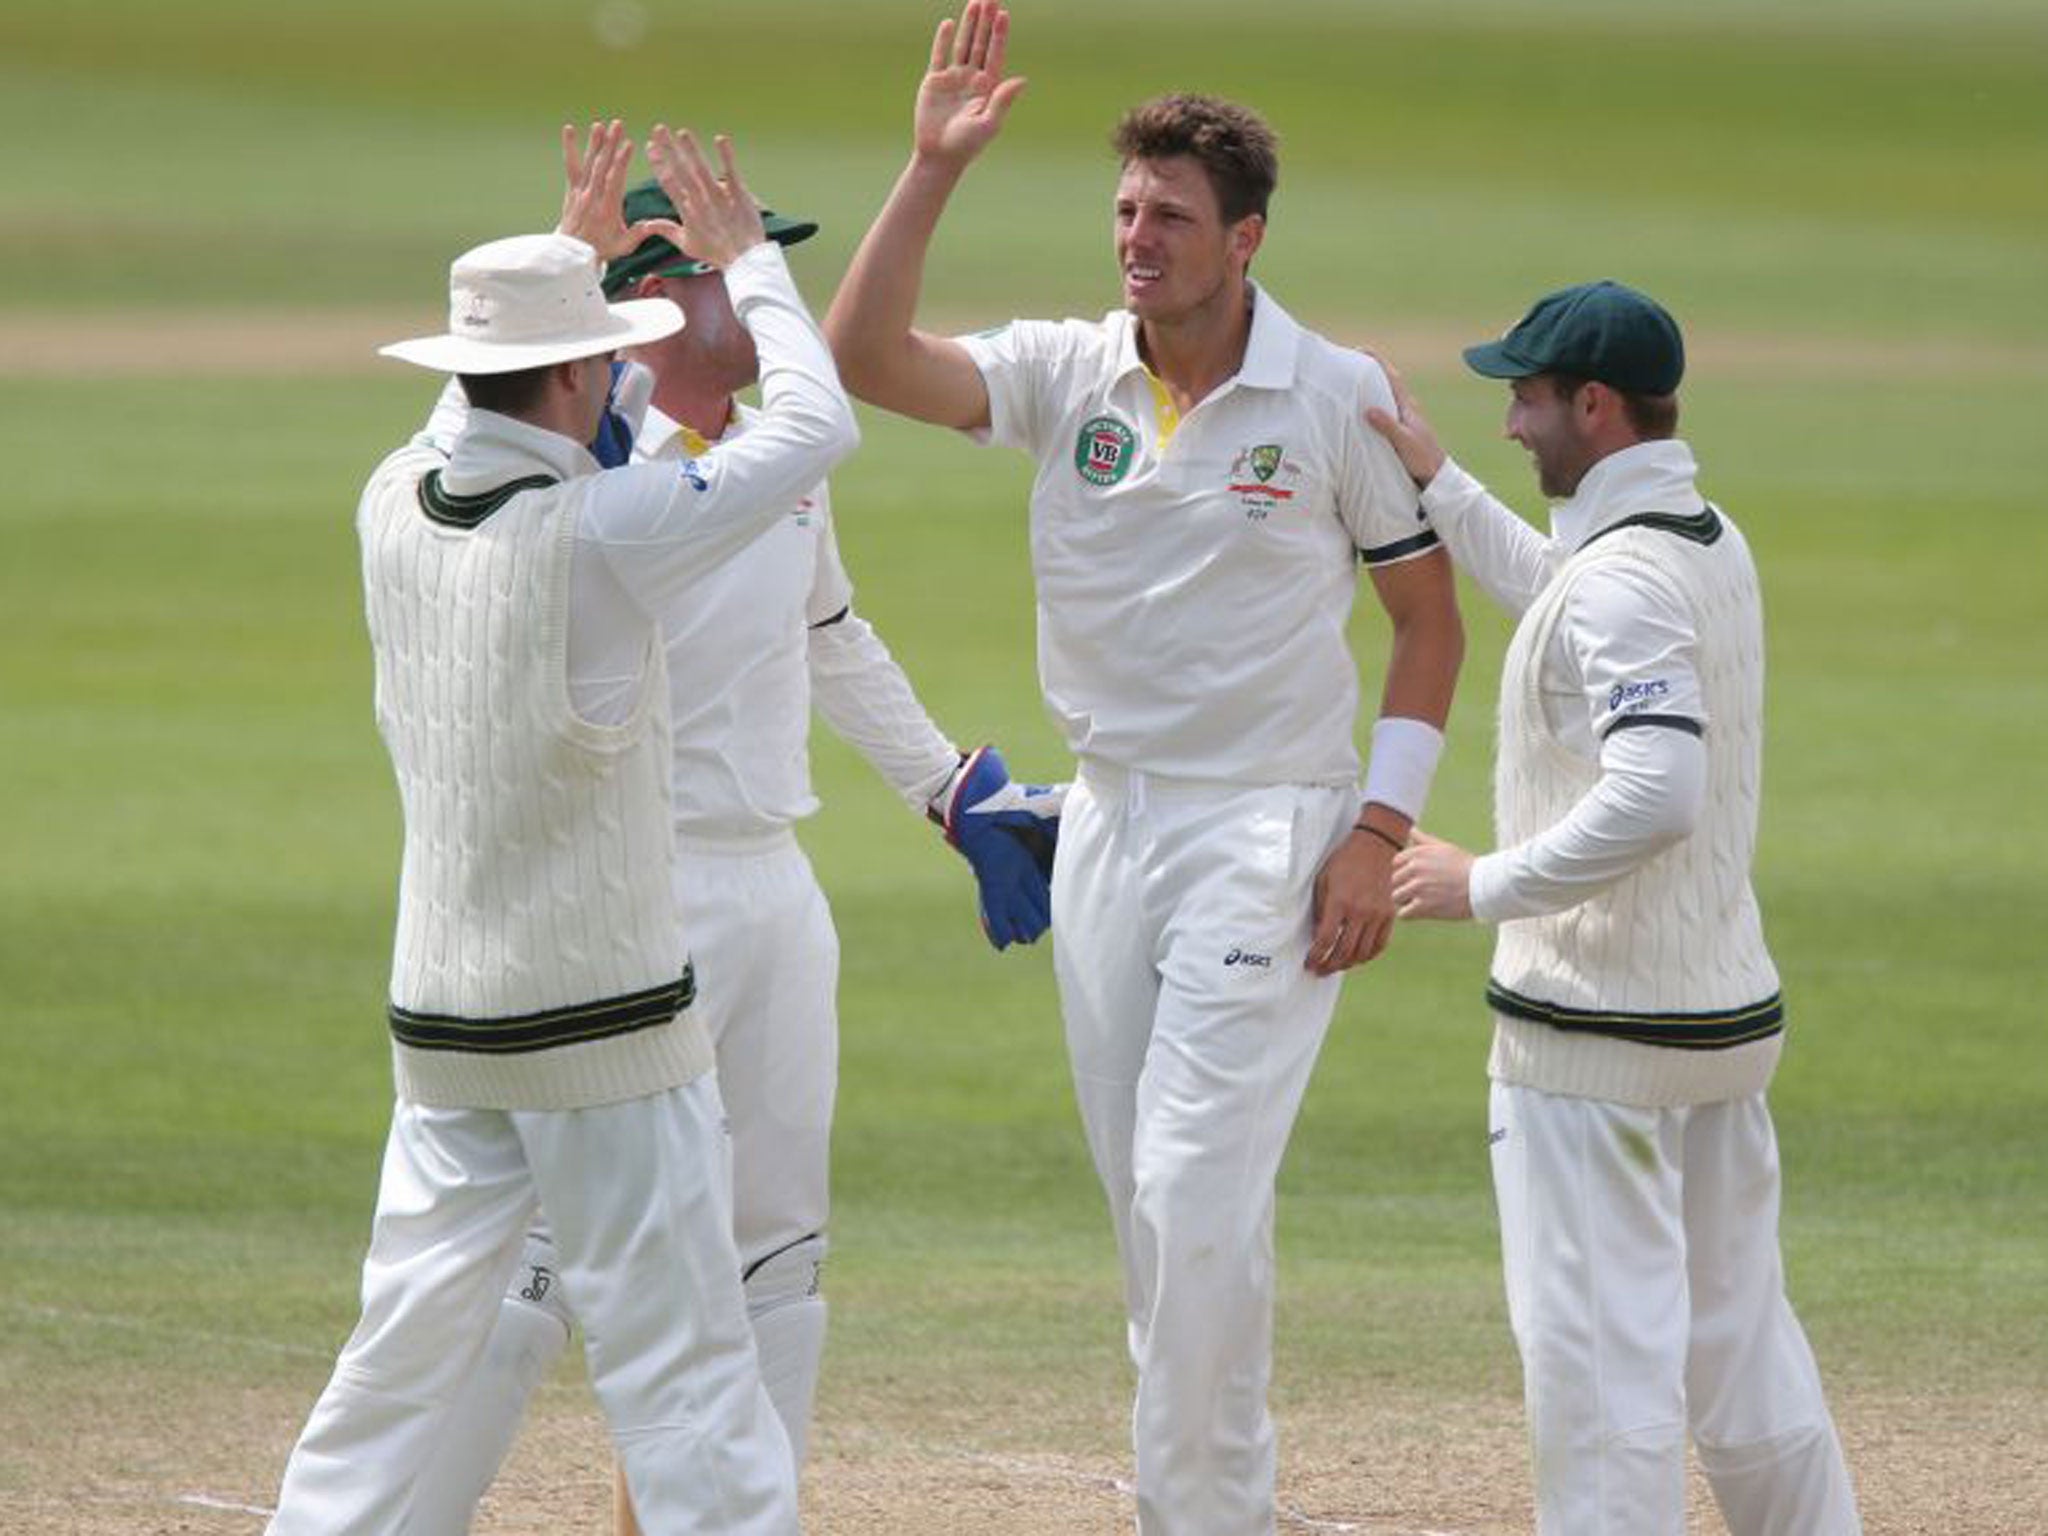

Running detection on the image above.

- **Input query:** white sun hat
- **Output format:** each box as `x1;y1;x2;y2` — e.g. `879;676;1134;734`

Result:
379;232;684;374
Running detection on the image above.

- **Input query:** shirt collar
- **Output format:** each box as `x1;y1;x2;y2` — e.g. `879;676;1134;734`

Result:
442;408;595;492
635;401;743;461
1553;438;1705;550
1107;280;1301;394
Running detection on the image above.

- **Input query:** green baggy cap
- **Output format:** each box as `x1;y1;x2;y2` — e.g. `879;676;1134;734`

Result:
1463;279;1685;395
601;178;819;296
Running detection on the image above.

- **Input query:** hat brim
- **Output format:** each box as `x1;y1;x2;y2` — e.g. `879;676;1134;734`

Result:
1461;339;1544;380
602;213;820;294
378;296;684;375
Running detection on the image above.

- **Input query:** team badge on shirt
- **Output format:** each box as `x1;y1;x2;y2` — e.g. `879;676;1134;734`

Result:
1074;415;1137;486
1227;442;1300;519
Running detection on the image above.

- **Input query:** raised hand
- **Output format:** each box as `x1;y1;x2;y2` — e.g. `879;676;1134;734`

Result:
914;0;1027;170
645;126;767;272
555;120;665;262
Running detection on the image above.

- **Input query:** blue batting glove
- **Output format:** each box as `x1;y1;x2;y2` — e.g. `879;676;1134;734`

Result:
589;360;655;468
932;745;1067;950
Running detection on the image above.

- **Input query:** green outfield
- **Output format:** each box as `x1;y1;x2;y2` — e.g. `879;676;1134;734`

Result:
3;1;2045;1530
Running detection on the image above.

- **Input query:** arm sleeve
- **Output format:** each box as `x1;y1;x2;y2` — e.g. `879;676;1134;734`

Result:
1469;725;1707;921
1468;560;1710;921
1341;358;1439;567
1416;459;1556;618
957;319;1089;456
584;243;860;607
805;507;961;811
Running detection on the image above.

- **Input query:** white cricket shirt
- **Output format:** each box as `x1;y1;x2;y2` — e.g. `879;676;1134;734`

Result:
634;405;958;837
960;286;1436;786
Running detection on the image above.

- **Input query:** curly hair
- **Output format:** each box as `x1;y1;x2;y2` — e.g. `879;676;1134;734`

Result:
1111;94;1279;225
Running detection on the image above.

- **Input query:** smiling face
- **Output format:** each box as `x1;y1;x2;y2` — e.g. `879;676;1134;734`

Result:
1113;155;1263;328
1506;375;1602;499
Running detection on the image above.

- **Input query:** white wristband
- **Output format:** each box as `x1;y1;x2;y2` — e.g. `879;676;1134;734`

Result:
1361;716;1445;824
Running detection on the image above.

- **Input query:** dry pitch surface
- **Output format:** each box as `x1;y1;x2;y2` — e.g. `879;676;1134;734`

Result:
7;1372;2046;1534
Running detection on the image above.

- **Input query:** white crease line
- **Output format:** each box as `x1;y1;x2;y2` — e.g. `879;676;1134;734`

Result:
178;1493;275;1517
5;1300;331;1360
946;1447;1467;1536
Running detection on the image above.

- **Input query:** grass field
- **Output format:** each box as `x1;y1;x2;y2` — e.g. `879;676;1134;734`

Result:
3;1;2045;1531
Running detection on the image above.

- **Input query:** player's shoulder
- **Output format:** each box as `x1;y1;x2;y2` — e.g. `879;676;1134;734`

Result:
363;439;441;496
1294;326;1399;411
964;313;1110;359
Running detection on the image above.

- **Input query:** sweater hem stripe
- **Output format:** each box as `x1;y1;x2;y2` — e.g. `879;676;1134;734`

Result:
389;968;696;1055
1485;979;1783;1050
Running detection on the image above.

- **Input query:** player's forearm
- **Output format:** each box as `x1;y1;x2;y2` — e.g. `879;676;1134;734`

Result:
1375;557;1463;734
807;610;961;809
602;248;857;584
1420;460;1554;618
825;154;974;419
726;243;860;501
1469;726;1705;922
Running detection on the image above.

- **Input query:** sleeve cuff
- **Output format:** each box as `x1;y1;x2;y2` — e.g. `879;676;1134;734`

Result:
1468;850;1513;925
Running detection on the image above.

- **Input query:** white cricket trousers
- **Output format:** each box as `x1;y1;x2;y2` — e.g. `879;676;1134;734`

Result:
405;831;837;1533
680;828;838;1462
1489;1081;1861;1536
1053;763;1355;1536
265;1080;797;1536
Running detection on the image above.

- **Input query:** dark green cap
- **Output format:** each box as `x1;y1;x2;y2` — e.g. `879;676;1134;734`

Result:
1463;279;1684;395
601;178;818;296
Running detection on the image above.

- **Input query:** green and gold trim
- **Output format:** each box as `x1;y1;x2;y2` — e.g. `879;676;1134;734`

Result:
1586;506;1724;549
418;470;558;529
1486;979;1782;1050
390;967;695;1055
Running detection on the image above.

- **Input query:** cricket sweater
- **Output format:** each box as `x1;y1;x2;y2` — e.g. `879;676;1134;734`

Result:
1486;487;1784;1107
359;441;710;1111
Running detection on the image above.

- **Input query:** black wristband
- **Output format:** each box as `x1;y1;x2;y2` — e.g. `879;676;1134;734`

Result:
1353;821;1405;853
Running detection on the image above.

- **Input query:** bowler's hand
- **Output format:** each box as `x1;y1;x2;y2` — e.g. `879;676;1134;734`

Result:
1392;830;1475;921
915;0;1027;170
1308;829;1399;975
646;127;767;270
1364;362;1448;490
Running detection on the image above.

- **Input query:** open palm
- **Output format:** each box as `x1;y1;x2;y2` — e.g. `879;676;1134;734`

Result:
915;0;1027;166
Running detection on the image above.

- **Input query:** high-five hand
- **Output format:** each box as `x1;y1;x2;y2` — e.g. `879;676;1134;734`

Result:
915;0;1027;170
646;126;767;271
556;120;669;262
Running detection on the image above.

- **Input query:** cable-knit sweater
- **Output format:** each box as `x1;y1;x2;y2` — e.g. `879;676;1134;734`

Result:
359;441;710;1110
1421;441;1784;1107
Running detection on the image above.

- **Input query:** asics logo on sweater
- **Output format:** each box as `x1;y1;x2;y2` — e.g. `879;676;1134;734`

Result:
1609;677;1671;713
1224;947;1272;968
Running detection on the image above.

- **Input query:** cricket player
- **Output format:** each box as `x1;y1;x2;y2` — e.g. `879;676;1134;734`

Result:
264;125;850;1534
406;150;1062;1533
1375;279;1862;1534
824;6;1465;1531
